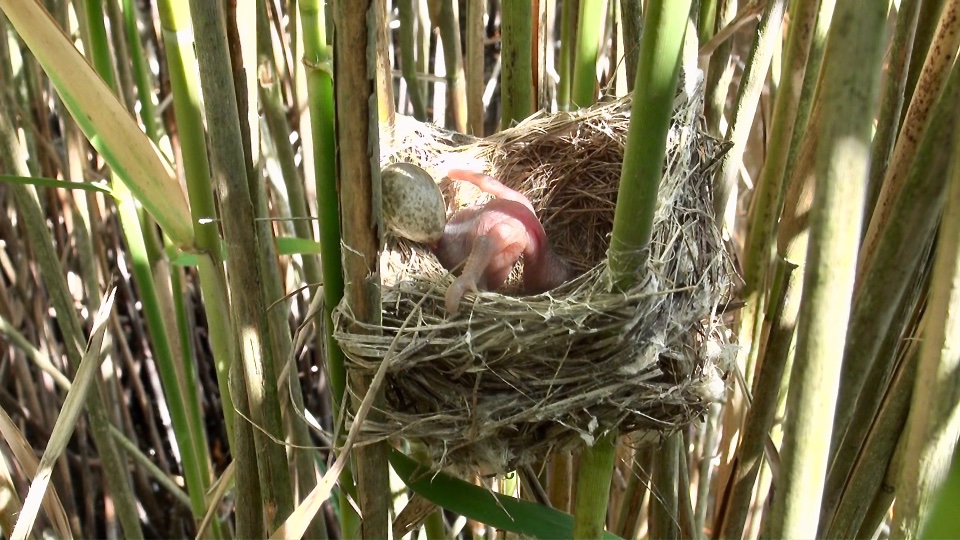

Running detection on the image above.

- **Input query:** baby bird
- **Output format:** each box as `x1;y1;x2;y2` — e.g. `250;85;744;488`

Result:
430;169;571;315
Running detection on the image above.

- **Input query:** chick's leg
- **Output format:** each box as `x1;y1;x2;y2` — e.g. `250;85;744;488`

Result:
445;234;497;316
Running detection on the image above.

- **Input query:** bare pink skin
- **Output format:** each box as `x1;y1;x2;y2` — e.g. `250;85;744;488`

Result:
431;170;571;315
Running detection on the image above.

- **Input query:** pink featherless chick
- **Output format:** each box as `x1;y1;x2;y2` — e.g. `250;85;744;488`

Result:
429;169;572;315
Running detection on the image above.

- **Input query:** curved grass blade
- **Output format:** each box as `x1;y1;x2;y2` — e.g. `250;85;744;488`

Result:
11;287;117;540
0;174;113;195
0;408;72;538
389;450;625;540
167;236;321;267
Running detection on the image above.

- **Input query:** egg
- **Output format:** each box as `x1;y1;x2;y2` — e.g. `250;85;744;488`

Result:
381;162;447;244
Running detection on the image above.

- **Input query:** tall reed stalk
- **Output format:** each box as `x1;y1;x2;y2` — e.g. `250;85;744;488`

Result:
571;0;605;108
187;0;294;532
766;2;887;536
399;0;428;120
825;59;960;527
333;0;390;536
298;0;361;535
577;2;690;539
84;3;218;532
839;0;960;446
893;130;960;528
556;0;577;110
465;0;485;134
501;0;534;128
155;0;240;453
436;0;468;132
890;61;960;539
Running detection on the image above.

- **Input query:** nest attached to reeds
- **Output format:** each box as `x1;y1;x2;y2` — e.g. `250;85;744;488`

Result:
332;69;736;475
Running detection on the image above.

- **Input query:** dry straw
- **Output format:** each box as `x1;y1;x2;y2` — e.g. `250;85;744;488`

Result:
333;71;736;474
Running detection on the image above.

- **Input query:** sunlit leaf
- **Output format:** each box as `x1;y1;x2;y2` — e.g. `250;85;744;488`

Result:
389;450;624;540
0;0;194;247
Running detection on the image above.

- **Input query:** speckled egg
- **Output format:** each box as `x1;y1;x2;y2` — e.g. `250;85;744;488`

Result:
381;162;447;244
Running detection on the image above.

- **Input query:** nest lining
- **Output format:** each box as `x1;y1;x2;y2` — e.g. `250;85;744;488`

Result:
333;72;736;474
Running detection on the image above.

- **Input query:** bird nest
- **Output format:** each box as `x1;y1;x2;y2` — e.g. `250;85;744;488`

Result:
332;73;735;474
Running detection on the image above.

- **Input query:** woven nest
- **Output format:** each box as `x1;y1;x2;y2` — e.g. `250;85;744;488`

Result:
332;70;736;474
